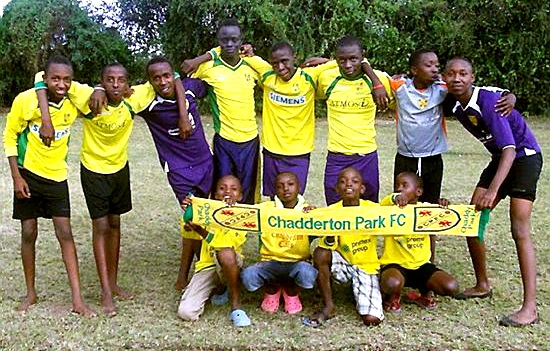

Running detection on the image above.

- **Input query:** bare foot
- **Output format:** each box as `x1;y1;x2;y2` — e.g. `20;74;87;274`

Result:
17;294;37;313
101;294;117;317
71;303;97;318
112;285;134;300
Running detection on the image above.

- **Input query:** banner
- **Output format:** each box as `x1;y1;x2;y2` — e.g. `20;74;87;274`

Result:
183;197;490;239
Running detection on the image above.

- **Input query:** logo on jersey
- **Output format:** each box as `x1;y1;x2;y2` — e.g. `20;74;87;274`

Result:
418;98;428;109
269;92;306;105
468;115;478;126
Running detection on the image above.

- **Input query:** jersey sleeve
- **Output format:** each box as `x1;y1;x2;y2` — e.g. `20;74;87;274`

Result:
242;55;272;77
480;91;516;149
183;77;207;99
66;81;94;114
379;193;397;206
3;94;28;157
303;60;338;81
126;82;156;113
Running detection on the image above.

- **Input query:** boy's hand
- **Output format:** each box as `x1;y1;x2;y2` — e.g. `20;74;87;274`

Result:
301;57;329;68
495;93;516;117
13;175;31;199
437;198;450;207
123;86;134;99
372;88;388;111
302;205;316;213
89;89;108;115
393;193;409;207
180;196;193;211
222;196;237;207
39;122;54;147
239;43;254;57
178;116;192;140
184;221;201;232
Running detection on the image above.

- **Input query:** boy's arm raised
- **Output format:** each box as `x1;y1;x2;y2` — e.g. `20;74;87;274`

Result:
34;72;54;147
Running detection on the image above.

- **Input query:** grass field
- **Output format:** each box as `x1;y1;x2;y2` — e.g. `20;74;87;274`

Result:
0;113;549;351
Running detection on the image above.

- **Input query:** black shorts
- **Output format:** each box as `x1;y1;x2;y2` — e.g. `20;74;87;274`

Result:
80;162;132;219
380;263;441;293
477;153;542;202
13;168;71;220
394;153;443;203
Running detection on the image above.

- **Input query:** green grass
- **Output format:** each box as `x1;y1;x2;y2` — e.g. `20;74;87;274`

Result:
1;113;549;351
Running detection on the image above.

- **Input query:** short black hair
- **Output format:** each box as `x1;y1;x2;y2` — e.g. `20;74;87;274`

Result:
271;41;295;55
397;171;424;189
445;56;474;72
146;56;173;77
217;18;242;35
408;48;436;68
101;62;128;80
335;36;362;52
44;55;72;74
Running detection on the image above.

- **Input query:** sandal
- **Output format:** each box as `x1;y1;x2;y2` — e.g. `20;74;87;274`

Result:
302;310;333;328
413;292;437;310
261;289;281;313
230;309;251;327
282;291;302;315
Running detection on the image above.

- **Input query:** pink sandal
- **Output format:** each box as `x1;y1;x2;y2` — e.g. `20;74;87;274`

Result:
261;289;281;313
282;291;302;315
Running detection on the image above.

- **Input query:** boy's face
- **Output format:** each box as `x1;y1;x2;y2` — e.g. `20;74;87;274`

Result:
44;63;73;102
395;173;423;204
215;175;243;203
147;62;175;99
443;59;475;97
336;168;364;204
102;66;129;104
275;173;300;207
217;25;242;59
411;52;440;85
336;44;363;79
269;47;296;81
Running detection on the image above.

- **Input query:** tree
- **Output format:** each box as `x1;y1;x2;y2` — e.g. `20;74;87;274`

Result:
0;0;133;106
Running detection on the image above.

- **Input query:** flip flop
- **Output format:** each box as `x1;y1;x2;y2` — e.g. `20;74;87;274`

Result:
455;289;493;300
499;315;540;327
302;311;332;328
230;309;251;327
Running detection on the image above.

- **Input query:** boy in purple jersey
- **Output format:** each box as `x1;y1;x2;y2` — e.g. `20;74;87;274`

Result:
141;57;214;290
443;57;542;327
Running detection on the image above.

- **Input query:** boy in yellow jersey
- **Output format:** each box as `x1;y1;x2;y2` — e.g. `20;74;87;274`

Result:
303;167;383;327
379;172;459;312
179;175;251;327
3;56;95;317
317;36;394;205
186;19;260;204
35;61;192;315
241;172;317;314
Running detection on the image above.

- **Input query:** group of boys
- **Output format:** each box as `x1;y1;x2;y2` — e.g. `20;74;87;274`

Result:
3;18;541;329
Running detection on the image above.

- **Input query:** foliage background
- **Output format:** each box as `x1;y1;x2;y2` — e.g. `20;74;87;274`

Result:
0;0;548;114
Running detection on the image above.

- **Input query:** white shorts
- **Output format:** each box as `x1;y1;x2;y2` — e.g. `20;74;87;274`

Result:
331;251;384;320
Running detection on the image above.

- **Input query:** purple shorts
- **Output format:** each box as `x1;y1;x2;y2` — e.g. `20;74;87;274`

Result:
213;133;259;204
324;151;379;205
167;159;213;203
262;149;310;198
